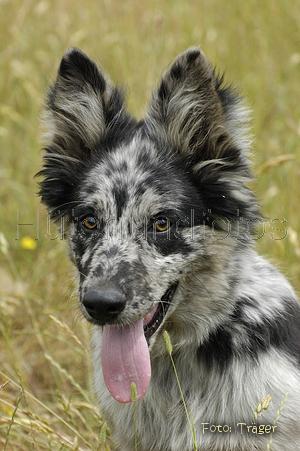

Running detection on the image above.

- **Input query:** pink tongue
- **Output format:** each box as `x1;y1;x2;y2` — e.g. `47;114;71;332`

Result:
101;319;151;403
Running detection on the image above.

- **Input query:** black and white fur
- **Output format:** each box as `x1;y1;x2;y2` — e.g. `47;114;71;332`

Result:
37;47;300;450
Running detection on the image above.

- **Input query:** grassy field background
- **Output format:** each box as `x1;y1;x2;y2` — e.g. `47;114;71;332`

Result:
0;0;299;449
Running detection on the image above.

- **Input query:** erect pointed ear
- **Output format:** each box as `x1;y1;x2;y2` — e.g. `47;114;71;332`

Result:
145;48;260;229
45;47;123;157
37;48;134;217
145;47;250;169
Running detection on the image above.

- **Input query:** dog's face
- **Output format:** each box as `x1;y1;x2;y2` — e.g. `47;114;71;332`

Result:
38;47;260;403
71;139;193;326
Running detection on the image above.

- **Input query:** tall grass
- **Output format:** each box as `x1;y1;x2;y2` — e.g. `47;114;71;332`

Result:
1;0;299;449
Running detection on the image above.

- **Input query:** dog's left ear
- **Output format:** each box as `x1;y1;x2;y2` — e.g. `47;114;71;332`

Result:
145;48;260;228
146;47;250;171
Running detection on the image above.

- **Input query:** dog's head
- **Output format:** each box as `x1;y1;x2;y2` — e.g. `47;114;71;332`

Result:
37;48;260;402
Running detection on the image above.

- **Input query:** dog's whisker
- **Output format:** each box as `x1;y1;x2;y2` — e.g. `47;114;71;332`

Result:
77;271;87;280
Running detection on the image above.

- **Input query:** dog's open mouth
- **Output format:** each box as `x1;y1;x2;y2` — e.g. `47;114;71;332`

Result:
143;284;177;342
101;283;178;404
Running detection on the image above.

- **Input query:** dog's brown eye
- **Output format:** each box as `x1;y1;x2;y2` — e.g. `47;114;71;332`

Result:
155;218;171;233
82;216;98;230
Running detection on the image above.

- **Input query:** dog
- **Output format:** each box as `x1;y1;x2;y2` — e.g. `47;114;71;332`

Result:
37;47;300;450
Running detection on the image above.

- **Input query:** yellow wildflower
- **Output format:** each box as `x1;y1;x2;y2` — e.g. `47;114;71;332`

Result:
20;236;37;250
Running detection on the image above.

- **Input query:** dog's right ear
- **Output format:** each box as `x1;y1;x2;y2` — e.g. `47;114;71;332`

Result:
37;48;131;217
45;47;124;157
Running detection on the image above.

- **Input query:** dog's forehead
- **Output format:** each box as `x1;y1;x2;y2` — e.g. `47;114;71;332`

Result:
81;135;187;217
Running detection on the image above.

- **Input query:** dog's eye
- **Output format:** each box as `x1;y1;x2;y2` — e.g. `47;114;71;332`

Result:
82;216;98;230
155;217;171;233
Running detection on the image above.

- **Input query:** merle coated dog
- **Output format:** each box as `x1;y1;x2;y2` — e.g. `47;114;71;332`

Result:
37;47;300;450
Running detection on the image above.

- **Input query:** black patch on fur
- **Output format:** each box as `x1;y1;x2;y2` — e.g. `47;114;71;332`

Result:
233;298;300;366
188;164;258;236
170;63;183;81
197;328;233;370
186;49;201;66
198;298;300;370
158;80;169;103
85;185;96;196
112;185;129;221
148;230;193;257
90;264;104;279
36;154;82;220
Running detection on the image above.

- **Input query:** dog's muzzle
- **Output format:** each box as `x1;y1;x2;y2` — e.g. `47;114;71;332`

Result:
82;283;178;339
83;282;178;404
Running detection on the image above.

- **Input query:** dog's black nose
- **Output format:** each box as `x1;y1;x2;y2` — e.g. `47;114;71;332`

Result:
82;286;126;323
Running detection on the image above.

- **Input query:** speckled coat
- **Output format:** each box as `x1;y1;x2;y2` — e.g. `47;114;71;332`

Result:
37;47;300;451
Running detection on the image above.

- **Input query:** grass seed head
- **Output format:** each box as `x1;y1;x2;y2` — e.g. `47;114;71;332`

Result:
130;382;138;403
163;330;173;355
99;422;107;445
